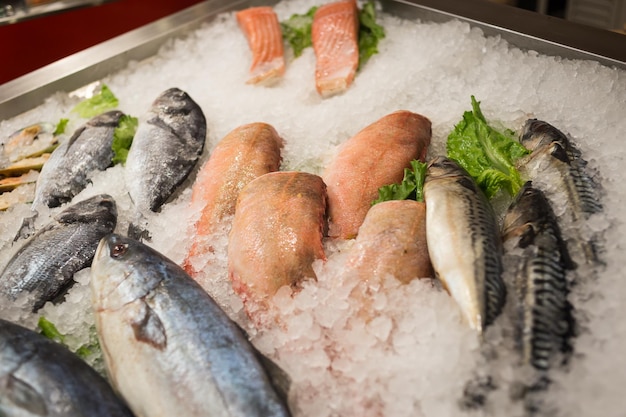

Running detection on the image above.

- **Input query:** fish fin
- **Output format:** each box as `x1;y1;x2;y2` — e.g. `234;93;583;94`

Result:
2;374;48;416
131;302;167;350
63;125;86;154
128;223;152;242
549;142;569;164
12;212;38;242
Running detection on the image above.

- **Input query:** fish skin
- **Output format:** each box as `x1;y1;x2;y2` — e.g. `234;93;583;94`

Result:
183;122;283;276
322;110;431;239
0;318;134;417
502;182;575;371
124;88;206;215
0;194;117;311
90;234;291;417
237;6;286;85
228;172;327;306
32;110;124;209
312;0;360;97
424;156;506;333
346;199;432;283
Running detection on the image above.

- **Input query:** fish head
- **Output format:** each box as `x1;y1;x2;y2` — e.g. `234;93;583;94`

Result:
502;182;549;247
520;119;556;152
152;88;194;117
426;156;464;180
91;234;163;312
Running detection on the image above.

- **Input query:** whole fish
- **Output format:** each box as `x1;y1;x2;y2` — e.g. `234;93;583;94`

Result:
322;110;431;239
0;194;117;311
345;199;432;284
424;157;506;333
0;318;134;417
228;172;327;309
124;88;206;215
502;182;575;371
32;110;124;209
183;122;283;276
91;234;291;417
518;119;602;264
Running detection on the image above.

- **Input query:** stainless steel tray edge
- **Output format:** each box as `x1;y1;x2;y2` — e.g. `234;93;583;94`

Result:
1;0;624;121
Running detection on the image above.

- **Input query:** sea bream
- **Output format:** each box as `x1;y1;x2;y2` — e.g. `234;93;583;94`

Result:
0;194;117;311
424;157;506;333
517;119;602;264
502;182;575;371
124;88;206;217
183;122;283;276
228;171;327;311
322;110;431;239
0;318;134;417
90;234;291;417
32;110;124;209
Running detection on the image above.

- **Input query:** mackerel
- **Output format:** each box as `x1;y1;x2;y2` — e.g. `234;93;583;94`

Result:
424;156;506;333
502;182;575;371
90;234;291;417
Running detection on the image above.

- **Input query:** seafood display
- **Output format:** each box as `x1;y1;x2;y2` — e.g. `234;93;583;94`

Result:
0;0;623;416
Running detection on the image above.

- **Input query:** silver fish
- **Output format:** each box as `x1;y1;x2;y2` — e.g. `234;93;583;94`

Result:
0;194;117;311
518;120;602;264
124;88;206;215
32;111;124;209
90;234;292;417
424;156;506;333
502;182;575;371
0;318;134;417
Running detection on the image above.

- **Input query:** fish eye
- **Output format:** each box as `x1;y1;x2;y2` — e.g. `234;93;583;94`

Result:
111;243;128;258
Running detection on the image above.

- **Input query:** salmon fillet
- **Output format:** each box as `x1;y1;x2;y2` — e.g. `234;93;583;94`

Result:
312;0;360;97
183;122;283;276
236;6;286;85
228;171;327;310
322;110;432;239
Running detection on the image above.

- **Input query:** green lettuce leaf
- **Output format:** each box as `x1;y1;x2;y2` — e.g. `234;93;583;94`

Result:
281;6;318;57
53;118;69;136
446;96;529;198
111;115;138;165
373;160;427;204
71;84;119;118
358;1;385;68
38;316;65;344
38;317;101;360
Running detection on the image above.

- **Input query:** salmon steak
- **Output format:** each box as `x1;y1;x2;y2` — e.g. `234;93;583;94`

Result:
322;110;431;239
184;122;283;276
228;171;327;311
312;0;360;97
237;6;286;85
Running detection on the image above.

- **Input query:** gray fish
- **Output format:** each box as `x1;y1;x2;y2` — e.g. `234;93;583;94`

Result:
424;156;506;333
32;110;124;209
518;120;602;264
124;88;206;215
0;194;117;311
0;318;134;417
90;234;292;417
502;182;575;371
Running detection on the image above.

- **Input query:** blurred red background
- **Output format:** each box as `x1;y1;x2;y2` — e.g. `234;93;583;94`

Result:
0;0;204;85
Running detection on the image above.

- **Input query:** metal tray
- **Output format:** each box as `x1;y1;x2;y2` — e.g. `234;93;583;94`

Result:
0;0;624;121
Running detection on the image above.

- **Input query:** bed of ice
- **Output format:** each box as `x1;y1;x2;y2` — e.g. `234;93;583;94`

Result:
1;1;625;416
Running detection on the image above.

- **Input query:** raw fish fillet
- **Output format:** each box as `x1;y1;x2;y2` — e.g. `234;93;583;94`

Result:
228;172;327;310
346;200;433;283
312;0;359;97
184;122;283;275
322;110;431;239
237;6;286;85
